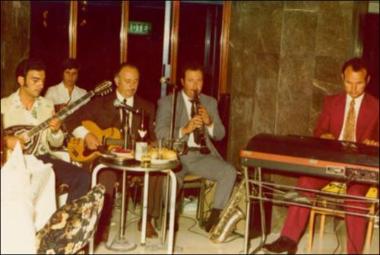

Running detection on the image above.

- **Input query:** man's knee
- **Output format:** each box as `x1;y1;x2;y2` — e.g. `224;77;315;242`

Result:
224;164;237;182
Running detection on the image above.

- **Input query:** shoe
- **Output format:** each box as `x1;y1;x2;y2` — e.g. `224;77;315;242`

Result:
262;236;297;254
204;208;222;232
138;218;158;238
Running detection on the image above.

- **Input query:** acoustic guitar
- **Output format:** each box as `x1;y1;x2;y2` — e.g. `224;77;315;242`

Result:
3;81;113;155
67;120;124;162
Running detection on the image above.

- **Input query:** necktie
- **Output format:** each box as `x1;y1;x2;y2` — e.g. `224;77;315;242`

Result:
190;99;197;118
120;99;129;129
343;99;356;142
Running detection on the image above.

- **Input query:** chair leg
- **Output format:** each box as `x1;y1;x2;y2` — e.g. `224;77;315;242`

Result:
363;205;375;254
197;179;206;227
308;209;316;253
318;213;326;252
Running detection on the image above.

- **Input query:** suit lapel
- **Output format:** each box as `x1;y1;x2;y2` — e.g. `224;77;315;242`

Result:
105;93;122;128
335;94;346;137
356;93;369;141
176;92;188;128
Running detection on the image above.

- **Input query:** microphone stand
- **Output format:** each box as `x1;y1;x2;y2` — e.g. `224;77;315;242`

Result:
120;108;132;150
168;82;179;150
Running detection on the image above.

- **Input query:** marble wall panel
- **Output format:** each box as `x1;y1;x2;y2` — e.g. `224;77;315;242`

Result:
281;10;318;57
276;55;315;136
315;2;354;57
314;55;345;86
228;96;256;164
251;53;279;135
284;1;320;12
1;1;30;98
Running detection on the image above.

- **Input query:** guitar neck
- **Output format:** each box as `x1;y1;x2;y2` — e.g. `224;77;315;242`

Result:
27;91;95;138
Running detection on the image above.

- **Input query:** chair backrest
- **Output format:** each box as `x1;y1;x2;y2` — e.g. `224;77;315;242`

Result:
36;184;105;254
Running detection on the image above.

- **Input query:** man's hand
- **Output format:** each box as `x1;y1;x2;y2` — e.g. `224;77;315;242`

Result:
362;139;379;147
320;133;335;140
198;105;212;126
4;135;25;150
84;133;100;150
182;116;203;135
48;116;62;133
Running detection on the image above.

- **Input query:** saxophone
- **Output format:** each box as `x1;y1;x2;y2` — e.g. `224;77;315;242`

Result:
209;180;246;243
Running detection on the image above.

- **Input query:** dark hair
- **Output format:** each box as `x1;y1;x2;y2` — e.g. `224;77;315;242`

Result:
180;62;204;79
114;62;139;77
15;58;46;78
62;58;80;72
341;58;370;77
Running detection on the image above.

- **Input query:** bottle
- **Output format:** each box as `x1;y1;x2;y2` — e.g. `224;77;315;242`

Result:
135;109;148;161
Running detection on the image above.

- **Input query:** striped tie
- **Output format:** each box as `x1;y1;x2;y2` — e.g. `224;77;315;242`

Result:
343;99;356;142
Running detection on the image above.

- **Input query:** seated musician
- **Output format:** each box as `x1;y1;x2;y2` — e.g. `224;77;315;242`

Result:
1;58;90;203
155;63;237;232
65;63;163;242
45;58;87;112
263;57;379;254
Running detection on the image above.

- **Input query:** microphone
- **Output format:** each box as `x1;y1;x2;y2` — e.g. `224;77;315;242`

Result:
113;99;141;114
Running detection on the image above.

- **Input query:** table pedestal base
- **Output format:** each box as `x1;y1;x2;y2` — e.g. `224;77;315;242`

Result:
105;237;137;252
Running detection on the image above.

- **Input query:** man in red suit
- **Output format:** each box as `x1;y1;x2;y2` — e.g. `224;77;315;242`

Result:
263;58;379;254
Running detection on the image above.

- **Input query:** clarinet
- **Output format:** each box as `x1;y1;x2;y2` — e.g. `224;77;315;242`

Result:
192;91;210;154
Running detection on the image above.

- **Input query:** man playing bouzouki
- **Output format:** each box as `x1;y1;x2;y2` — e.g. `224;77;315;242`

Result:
1;58;90;202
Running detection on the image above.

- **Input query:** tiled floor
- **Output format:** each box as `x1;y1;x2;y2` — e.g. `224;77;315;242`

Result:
94;198;379;254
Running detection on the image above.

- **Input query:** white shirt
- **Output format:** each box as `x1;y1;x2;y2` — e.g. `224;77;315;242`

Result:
338;93;364;142
1;90;64;155
116;90;134;129
45;81;87;105
179;90;214;147
72;91;134;139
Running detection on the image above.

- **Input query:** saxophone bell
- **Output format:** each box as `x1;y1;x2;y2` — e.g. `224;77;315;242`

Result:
209;180;246;243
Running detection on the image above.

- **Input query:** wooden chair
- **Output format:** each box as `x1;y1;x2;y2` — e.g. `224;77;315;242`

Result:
307;182;378;253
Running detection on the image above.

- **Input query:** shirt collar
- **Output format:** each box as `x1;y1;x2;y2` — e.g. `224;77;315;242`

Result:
181;90;193;104
346;93;364;105
11;89;42;110
59;81;77;92
116;90;134;106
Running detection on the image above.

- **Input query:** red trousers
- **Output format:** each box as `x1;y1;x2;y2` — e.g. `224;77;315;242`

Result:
281;176;370;254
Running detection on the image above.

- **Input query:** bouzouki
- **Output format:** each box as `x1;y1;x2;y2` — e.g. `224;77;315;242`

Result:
3;81;113;155
67;120;124;162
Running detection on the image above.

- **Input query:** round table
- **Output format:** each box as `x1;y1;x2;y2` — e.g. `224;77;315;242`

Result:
88;157;179;254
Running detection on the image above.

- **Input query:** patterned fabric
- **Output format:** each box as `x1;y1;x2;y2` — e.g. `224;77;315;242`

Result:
343;99;356;142
36;184;105;254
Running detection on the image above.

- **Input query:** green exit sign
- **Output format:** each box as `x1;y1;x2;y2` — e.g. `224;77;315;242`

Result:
129;21;151;35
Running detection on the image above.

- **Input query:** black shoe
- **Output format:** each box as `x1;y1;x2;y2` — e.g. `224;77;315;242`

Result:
204;208;221;232
262;236;297;254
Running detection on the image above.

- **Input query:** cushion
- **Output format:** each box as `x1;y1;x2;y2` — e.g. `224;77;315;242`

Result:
36;184;105;254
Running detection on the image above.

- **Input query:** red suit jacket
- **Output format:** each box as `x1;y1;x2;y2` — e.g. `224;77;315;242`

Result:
314;92;379;142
